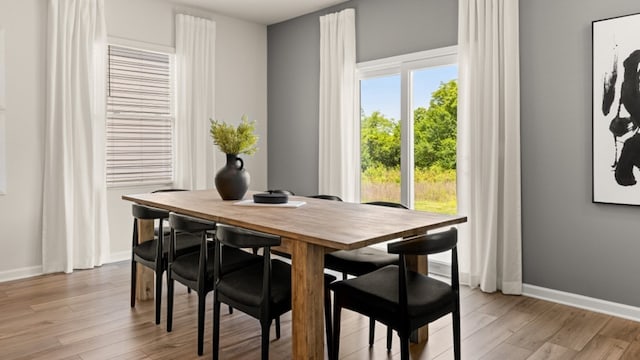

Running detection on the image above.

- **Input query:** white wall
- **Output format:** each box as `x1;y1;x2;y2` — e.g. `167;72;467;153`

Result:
0;0;47;278
0;0;268;278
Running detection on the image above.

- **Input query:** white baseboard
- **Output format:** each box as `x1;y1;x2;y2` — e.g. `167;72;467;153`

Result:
0;252;131;283
522;284;640;322
0;265;43;283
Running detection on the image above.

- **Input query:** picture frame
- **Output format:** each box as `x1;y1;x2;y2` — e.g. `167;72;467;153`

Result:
592;13;640;205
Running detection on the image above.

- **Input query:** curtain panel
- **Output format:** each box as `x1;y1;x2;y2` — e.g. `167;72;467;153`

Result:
318;8;357;202
457;0;522;294
42;0;110;273
175;14;216;190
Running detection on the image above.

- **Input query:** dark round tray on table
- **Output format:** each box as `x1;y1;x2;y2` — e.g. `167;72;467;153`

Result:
253;191;289;204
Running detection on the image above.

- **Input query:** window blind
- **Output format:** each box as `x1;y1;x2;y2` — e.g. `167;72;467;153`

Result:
106;44;174;186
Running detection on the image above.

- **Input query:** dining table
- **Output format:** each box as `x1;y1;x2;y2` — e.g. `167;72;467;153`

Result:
123;189;467;359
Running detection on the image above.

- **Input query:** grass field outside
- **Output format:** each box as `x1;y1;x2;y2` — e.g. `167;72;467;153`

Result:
361;166;457;215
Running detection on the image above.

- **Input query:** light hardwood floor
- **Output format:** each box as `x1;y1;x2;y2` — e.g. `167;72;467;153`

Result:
0;261;639;360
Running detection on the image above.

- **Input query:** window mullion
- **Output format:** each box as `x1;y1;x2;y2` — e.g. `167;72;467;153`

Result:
400;65;414;209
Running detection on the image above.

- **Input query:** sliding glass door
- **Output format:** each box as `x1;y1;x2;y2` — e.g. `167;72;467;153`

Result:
358;47;458;214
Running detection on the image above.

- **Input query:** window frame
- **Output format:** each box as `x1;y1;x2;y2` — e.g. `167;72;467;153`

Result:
356;46;458;209
105;37;176;188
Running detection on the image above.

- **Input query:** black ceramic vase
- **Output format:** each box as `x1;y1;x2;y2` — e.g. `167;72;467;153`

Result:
215;154;250;200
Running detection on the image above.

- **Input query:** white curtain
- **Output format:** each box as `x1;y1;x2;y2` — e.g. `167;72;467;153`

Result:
457;0;522;294
42;0;110;273
175;14;216;190
318;9;357;202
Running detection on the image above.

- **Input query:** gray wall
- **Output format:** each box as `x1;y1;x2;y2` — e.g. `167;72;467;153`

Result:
269;0;640;308
267;0;458;196
521;0;640;306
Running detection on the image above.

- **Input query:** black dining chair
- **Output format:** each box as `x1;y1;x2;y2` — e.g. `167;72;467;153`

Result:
316;197;407;350
330;227;461;360
166;213;262;356
151;188;188;239
212;224;336;360
130;203;201;325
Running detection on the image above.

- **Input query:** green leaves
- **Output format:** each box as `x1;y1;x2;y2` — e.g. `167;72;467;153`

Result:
209;115;258;155
361;79;457;171
360;111;401;171
415;80;457;170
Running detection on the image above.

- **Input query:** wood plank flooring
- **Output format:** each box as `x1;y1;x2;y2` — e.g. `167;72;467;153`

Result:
0;261;639;359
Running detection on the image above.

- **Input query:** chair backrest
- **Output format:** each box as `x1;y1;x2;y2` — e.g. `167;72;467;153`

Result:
131;204;172;262
389;227;459;315
387;227;457;256
216;225;281;249
169;213;216;233
132;204;169;220
364;201;408;209
168;213;216;289
214;225;282;310
308;194;343;201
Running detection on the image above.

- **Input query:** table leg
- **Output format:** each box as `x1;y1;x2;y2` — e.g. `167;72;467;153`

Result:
290;239;325;359
136;218;155;301
407;254;429;342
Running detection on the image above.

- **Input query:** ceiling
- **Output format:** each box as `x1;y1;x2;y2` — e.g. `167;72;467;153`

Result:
173;0;350;25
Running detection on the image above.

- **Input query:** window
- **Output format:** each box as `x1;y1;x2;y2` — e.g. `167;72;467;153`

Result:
106;43;174;186
358;46;458;214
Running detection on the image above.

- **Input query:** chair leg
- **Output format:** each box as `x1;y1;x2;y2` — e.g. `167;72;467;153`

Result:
187;287;191;294
453;309;461;360
166;277;174;332
275;317;281;339
197;293;206;356
261;320;272;360
368;317;375;347
154;267;163;325
228;305;234;314
324;288;333;356
332;299;342;360
213;299;221;360
399;334;410;360
130;260;136;308
386;326;393;351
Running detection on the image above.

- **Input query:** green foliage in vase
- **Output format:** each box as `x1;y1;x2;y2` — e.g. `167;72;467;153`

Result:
209;115;258;155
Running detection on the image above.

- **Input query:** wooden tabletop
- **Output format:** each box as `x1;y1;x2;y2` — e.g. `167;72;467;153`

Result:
122;189;467;251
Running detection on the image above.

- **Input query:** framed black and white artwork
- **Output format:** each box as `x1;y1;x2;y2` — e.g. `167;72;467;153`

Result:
593;13;640;205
